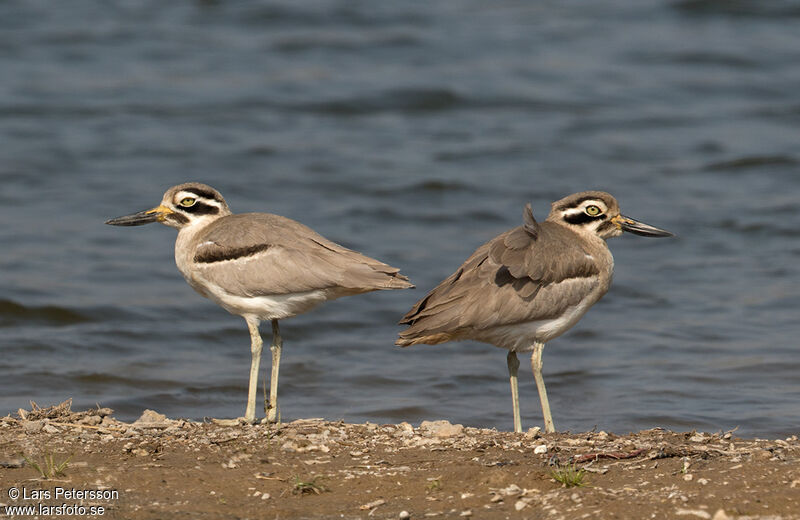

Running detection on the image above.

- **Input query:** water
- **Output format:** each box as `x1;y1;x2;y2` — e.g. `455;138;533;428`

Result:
1;0;799;437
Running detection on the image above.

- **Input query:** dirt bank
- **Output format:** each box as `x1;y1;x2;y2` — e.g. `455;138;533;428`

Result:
1;401;798;519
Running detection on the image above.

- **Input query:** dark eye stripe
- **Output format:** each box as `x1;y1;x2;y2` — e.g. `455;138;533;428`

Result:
563;212;606;225
180;202;219;216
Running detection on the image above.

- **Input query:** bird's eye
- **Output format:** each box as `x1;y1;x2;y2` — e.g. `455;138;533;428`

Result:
179;197;196;207
585;205;602;216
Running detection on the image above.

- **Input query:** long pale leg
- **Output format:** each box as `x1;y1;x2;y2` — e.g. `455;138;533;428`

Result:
244;317;263;424
507;351;522;433
266;319;282;424
531;341;555;433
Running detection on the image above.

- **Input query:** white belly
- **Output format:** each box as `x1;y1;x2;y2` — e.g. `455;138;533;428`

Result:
476;298;596;352
198;282;333;321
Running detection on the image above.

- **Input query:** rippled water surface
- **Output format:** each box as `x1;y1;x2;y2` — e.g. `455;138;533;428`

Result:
1;0;799;437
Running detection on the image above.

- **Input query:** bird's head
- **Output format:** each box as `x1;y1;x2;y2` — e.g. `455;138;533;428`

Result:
105;182;232;230
547;190;673;240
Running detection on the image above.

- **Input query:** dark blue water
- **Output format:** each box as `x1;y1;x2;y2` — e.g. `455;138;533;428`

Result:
1;0;799;437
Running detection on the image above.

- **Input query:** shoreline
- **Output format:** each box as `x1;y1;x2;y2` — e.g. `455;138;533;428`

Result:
1;401;798;519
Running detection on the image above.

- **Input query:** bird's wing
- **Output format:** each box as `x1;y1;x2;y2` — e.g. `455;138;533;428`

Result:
191;213;412;297
398;208;599;343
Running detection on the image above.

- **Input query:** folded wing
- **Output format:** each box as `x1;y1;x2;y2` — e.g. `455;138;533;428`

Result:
397;205;598;346
192;213;413;297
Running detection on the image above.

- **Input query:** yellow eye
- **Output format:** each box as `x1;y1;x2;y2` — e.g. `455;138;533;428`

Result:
179;197;196;207
585;205;602;216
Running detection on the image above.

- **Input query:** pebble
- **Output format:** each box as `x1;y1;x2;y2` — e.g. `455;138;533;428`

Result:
711;510;731;520
419;420;464;438
81;415;102;426
498;484;522;496
0;457;25;468
43;424;60;434
398;422;414;434
524;427;541;439
134;409;168;424
360;499;386;510
675;509;710;519
753;449;773;460
399;511;411;519
683;473;693;481
22;420;44;433
533;444;547;454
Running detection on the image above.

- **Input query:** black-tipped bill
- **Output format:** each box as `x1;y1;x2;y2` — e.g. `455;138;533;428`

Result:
105;205;171;226
615;215;674;237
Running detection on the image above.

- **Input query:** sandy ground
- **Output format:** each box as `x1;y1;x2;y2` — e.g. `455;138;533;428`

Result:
1;401;798;520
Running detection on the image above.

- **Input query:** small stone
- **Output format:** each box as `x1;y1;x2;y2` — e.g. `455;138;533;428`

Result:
134;409;167;424
533;444;547;454
697;478;709;485
514;500;528;511
675;509;710;519
81;415;102;426
524;427;541;439
359;499;386;510
753;449;773;460
131;448;149;457
499;484;522;496
683;473;693;481
0;457;25;468
689;434;706;443
43;424;60;434
261;493;270;500
459;510;472;517
712;509;731;520
398;422;414;434
490;495;504;503
419;420;464;438
399;511;411;519
23;420;44;433
460;493;474;499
